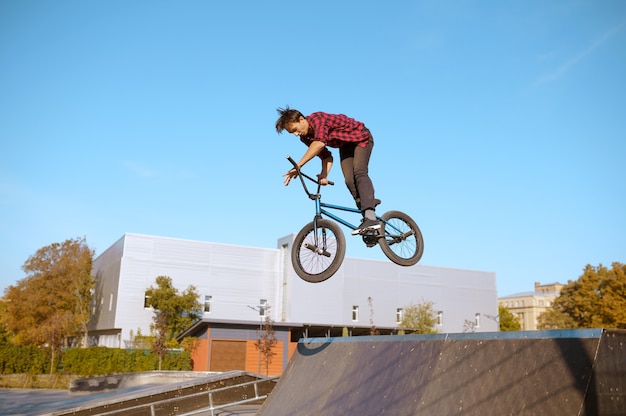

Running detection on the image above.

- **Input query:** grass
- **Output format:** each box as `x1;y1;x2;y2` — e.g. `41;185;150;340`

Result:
0;374;79;390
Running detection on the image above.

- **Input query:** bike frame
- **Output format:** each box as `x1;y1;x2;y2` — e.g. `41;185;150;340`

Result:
316;200;408;241
316;201;361;231
287;156;400;236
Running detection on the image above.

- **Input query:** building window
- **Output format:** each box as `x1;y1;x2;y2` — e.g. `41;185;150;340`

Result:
396;308;403;323
352;306;359;322
259;299;267;317
204;295;212;313
437;311;444;326
144;293;151;309
475;313;480;329
109;293;114;312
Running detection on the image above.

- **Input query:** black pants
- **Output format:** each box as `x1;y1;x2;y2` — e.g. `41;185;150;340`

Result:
339;132;376;212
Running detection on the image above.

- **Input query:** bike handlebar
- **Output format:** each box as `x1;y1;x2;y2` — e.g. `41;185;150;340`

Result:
286;155;335;200
286;155;335;186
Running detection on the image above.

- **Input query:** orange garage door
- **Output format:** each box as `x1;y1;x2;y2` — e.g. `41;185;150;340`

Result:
210;340;247;372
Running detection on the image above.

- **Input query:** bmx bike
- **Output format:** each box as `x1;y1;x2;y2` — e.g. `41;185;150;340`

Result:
286;156;424;283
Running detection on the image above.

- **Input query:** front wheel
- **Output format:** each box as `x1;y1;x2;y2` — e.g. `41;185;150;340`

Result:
291;219;346;283
378;210;424;266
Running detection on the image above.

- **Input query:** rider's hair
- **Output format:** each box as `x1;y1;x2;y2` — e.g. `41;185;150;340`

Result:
275;106;304;133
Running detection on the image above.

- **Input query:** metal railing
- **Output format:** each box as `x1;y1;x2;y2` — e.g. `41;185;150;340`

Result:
180;377;279;416
62;376;279;416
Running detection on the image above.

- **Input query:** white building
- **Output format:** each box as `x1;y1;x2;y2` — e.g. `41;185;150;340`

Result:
89;232;498;348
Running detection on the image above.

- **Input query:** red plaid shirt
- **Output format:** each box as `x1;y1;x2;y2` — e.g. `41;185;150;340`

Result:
300;112;370;159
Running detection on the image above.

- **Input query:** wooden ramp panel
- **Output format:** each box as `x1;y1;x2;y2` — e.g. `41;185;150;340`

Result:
258;329;626;416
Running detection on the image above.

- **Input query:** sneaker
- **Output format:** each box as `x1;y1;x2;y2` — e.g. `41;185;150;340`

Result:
351;218;381;235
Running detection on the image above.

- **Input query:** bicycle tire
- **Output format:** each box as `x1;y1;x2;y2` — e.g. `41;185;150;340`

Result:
378;210;424;266
291;219;346;283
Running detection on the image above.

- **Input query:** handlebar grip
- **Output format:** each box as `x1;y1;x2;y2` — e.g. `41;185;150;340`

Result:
286;155;299;169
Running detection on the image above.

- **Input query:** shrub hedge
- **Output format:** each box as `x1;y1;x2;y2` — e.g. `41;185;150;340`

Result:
0;344;49;374
0;345;192;376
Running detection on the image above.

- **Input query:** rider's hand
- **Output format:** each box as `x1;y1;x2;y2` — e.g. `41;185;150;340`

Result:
317;174;329;186
283;169;297;186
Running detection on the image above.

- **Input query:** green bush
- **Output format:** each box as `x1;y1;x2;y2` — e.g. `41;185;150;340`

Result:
0;345;191;376
162;349;193;371
0;345;50;374
61;347;192;376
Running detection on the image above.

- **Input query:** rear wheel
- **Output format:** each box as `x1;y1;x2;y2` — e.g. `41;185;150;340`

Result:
378;210;423;266
291;219;346;283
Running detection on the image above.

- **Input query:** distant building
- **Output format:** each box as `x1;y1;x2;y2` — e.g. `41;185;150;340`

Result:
88;233;498;374
499;282;563;330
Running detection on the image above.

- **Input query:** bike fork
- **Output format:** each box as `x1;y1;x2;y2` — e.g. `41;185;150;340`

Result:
305;215;331;257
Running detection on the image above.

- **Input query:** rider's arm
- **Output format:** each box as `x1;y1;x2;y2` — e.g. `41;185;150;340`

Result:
295;141;327;168
319;154;333;184
284;141;330;186
301;141;333;183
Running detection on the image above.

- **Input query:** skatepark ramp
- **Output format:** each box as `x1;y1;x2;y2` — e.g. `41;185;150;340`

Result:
257;329;625;416
40;371;277;416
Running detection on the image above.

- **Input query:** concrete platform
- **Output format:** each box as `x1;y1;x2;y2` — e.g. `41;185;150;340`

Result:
0;371;274;416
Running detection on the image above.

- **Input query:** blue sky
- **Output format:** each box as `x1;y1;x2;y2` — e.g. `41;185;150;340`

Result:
1;1;625;298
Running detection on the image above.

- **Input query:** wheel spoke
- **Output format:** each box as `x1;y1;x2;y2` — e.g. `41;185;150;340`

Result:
291;219;346;283
299;230;338;271
378;211;423;267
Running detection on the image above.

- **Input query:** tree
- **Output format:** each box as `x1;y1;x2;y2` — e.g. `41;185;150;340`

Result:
255;304;278;376
537;307;578;330
537;262;626;330
1;237;94;351
399;300;439;334
368;297;379;336
145;276;202;346
462;319;477;333
0;301;9;345
151;310;169;370
498;304;521;331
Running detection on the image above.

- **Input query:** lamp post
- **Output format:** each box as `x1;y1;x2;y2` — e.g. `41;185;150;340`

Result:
247;303;265;375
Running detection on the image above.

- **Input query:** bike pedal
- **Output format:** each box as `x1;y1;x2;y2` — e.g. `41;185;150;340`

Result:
362;234;378;248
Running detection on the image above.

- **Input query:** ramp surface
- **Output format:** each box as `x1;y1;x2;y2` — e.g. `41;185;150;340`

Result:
0;371;274;416
258;329;625;416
